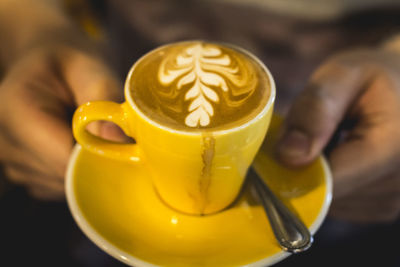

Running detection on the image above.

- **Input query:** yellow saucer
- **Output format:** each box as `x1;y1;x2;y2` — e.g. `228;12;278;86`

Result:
66;115;332;267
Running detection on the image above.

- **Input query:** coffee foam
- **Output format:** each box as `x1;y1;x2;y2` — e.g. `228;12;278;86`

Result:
130;41;270;131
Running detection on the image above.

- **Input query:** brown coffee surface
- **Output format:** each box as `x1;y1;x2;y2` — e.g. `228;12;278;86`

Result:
129;41;271;131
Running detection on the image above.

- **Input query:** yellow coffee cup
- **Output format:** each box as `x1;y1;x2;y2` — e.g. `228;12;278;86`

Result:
73;41;275;215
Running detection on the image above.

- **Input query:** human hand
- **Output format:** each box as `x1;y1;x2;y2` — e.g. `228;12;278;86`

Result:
275;49;400;223
0;41;124;201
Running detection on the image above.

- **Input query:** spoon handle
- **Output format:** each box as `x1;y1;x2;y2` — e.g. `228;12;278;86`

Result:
251;170;313;253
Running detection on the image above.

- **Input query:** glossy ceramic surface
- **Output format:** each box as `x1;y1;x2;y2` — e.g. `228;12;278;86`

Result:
66;115;332;267
72;41;276;215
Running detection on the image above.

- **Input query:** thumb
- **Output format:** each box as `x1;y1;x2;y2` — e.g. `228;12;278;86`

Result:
60;48;127;141
60;48;124;104
276;57;372;167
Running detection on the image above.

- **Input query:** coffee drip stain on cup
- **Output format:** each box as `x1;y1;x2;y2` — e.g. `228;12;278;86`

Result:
197;134;215;214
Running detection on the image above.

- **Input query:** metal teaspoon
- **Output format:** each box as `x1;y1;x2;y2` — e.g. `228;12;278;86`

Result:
250;169;313;253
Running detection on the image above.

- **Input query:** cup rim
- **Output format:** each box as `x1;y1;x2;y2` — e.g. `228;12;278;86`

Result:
124;40;276;136
66;144;333;267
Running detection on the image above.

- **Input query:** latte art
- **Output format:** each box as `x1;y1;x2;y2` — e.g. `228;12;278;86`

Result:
130;41;270;131
158;44;257;127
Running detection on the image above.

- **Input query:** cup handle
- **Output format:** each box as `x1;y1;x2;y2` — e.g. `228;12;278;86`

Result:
73;101;141;162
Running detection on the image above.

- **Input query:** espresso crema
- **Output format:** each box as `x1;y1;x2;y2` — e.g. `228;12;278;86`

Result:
130;41;270;131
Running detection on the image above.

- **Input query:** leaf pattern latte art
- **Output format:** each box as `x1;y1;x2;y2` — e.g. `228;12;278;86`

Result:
158;43;257;127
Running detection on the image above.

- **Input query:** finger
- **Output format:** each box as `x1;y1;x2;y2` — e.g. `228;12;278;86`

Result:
329;174;400;223
0;56;75;178
0;128;27;162
59;49;124;105
276;56;373;167
4;164;64;193
59;49;125;139
0;127;71;179
99;121;133;143
329;75;400;197
28;185;65;201
16;104;74;178
329;130;399;198
59;49;132;141
0;127;66;179
8;82;75;177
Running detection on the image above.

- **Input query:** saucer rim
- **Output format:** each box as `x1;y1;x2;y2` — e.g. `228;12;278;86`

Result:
66;144;332;267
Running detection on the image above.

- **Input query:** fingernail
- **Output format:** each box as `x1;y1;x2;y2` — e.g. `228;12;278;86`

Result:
277;129;310;160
